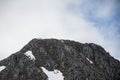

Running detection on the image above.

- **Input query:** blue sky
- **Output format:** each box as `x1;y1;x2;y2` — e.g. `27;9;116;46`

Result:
0;0;120;61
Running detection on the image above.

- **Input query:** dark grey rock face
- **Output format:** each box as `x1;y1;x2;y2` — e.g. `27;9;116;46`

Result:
0;52;48;80
0;38;120;80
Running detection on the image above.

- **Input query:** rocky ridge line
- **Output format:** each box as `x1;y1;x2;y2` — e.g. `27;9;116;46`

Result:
0;38;120;80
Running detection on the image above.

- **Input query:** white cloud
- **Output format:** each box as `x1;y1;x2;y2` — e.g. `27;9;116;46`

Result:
95;0;116;19
0;0;119;61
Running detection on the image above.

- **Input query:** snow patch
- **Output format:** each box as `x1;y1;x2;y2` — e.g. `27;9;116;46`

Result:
61;40;64;43
25;51;35;60
86;57;94;64
41;67;64;80
0;66;6;72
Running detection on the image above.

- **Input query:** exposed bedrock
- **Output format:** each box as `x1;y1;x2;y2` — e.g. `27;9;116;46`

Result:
0;38;120;80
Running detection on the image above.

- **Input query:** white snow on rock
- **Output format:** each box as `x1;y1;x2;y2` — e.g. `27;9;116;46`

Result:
41;67;64;80
25;51;35;60
86;57;94;64
60;40;64;43
86;78;88;80
0;66;6;72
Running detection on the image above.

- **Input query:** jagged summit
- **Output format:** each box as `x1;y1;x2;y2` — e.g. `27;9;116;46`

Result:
0;38;120;80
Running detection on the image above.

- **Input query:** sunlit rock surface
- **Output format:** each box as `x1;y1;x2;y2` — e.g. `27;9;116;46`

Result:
0;38;120;80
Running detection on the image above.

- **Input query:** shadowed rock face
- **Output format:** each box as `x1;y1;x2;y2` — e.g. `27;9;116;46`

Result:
0;38;120;80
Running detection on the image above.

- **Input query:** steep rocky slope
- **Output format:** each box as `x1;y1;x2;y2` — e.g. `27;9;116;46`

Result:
0;38;120;80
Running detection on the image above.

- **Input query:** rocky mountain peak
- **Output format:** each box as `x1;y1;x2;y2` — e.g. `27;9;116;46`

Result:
0;38;120;80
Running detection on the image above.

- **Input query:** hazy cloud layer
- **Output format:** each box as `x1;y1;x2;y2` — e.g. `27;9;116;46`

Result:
0;0;120;60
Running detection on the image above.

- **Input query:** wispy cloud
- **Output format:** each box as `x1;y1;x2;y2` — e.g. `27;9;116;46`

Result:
0;0;119;60
77;0;120;59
